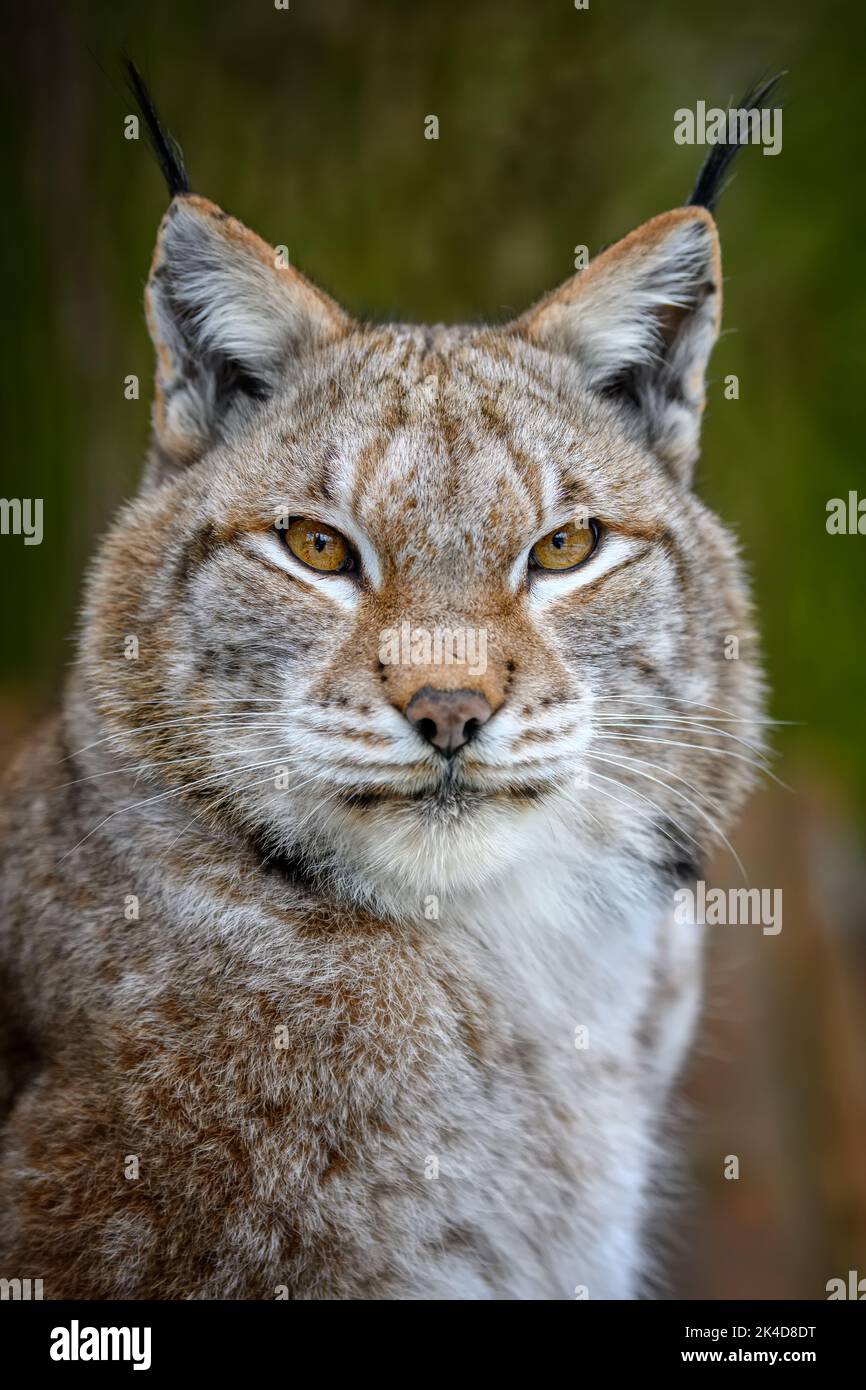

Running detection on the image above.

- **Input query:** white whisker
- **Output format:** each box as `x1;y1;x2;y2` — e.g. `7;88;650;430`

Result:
583;776;693;855
587;750;747;881
55;746;313;791
594;718;770;761
62;712;289;762
588;768;703;854
57;757;328;865
594;733;790;789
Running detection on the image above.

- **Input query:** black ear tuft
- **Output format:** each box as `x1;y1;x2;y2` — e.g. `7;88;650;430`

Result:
124;59;190;199
687;72;785;212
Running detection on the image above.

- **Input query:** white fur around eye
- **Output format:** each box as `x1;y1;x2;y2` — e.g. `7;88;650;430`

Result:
525;533;642;607
244;531;361;609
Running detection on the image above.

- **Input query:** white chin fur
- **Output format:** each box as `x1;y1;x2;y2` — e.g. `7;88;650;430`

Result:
297;790;577;902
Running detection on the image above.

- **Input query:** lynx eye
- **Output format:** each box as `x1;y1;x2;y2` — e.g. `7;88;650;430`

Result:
282;517;353;574
529;518;600;572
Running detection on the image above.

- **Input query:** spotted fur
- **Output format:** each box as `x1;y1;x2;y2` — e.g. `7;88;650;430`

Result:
0;163;764;1299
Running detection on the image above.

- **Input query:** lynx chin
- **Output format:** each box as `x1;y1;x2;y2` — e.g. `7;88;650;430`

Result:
0;67;777;1299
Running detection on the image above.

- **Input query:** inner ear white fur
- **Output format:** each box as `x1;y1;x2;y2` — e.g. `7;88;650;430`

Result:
512;207;722;479
145;195;353;467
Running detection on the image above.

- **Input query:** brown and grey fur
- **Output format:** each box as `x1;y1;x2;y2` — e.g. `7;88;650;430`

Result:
0;90;768;1299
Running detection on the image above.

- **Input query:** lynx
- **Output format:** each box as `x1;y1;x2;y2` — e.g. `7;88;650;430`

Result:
0;70;775;1299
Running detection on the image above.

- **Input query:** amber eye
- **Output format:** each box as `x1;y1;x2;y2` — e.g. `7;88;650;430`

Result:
282;517;353;574
530;518;600;572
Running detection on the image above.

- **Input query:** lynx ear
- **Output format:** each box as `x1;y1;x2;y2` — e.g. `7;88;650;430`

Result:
512;207;722;478
145;195;353;468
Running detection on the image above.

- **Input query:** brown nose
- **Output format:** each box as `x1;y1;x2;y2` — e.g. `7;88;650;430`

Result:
404;687;493;756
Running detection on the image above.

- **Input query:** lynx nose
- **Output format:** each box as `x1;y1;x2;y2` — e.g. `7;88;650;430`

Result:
404;687;493;756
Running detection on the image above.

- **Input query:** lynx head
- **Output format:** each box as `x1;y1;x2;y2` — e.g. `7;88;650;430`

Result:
77;71;768;906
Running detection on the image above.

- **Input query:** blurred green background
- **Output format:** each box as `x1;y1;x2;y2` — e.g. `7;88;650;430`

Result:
1;0;864;1299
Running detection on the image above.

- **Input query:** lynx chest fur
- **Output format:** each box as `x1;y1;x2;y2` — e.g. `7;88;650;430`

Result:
1;731;698;1299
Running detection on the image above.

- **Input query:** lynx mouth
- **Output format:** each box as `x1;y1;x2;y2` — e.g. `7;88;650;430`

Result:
337;775;549;815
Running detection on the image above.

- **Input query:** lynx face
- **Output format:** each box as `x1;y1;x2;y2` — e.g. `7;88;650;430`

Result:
77;195;762;902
